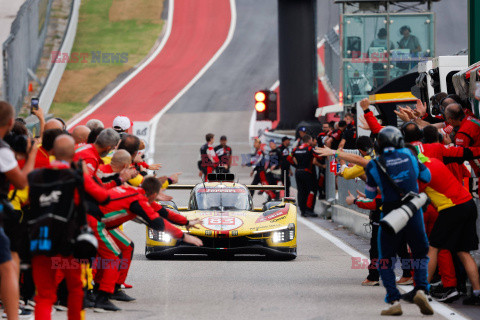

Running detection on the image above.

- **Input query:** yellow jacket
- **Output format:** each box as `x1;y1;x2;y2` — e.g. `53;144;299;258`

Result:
339;155;371;180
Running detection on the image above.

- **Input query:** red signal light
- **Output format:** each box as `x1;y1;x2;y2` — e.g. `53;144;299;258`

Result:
255;102;266;112
255;91;266;102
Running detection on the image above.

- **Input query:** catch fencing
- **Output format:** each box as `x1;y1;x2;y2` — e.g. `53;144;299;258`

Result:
2;0;54;114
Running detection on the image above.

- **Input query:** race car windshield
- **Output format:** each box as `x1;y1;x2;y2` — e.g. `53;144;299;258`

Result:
196;188;251;211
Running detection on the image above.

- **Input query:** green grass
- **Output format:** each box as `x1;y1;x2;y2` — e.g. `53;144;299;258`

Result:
50;0;164;120
50;102;86;120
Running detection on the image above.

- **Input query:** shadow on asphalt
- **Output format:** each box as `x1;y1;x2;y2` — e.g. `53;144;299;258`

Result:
134;253;296;262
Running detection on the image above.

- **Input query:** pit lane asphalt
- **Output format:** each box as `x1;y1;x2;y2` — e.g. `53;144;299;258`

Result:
69;0;466;319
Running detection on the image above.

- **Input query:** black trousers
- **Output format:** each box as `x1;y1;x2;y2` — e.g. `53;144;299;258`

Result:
295;169;316;212
281;169;291;197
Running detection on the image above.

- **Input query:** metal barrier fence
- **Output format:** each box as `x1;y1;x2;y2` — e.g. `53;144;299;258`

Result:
2;0;54;114
324;152;369;215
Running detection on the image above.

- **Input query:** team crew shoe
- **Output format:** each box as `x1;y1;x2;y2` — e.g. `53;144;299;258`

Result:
413;290;434;315
121;283;133;289
380;301;402;316
94;291;121;312
396;276;413;285
462;294;480;306
431;287;459;303
111;284;136;302
361;278;379;286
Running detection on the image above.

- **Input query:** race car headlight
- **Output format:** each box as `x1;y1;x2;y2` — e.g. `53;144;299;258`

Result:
148;229;172;242
271;228;295;243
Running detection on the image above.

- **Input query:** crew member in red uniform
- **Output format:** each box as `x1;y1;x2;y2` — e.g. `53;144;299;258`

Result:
74;128;120;176
291;134;321;217
88;177;203;311
402;122;480;183
31;135;110;320
408;148;480;305
446;104;480;177
34;129;63;168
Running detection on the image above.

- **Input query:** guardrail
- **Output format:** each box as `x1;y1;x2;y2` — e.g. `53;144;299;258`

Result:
2;0;54;113
39;0;80;114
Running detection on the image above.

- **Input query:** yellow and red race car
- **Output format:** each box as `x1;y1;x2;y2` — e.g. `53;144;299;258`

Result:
145;174;297;260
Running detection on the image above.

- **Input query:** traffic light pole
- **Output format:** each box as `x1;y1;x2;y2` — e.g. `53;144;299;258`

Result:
276;0;318;130
469;0;480;117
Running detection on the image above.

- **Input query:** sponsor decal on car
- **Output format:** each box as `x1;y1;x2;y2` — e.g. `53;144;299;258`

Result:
255;206;289;223
201;216;243;231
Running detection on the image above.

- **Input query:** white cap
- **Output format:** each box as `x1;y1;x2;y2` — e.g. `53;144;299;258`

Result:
112;115;132;131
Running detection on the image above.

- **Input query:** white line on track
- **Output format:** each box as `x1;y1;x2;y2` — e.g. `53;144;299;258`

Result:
148;0;237;162
297;216;469;320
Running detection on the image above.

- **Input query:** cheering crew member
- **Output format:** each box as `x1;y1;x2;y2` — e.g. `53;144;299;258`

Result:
365;127;432;316
199;133;219;180
325;121;347;150
291;134;321;217
74;129;119;176
446;104;480;177
317;123;331;147
278;137;292;197
407;147;480;305
214;135;232;173
30;135;110;320
88;177;202;311
246;138;276;200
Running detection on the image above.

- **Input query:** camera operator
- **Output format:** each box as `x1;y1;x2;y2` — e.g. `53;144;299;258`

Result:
0;101;38;320
364;126;432;316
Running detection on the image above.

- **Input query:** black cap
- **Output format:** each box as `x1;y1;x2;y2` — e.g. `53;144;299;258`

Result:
220;135;227;141
282;136;291;142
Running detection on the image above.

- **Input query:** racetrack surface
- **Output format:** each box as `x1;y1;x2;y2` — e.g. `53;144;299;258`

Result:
56;0;471;319
69;0;231;127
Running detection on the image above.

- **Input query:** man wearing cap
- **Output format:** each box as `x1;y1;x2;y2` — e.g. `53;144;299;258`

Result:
112;115;133;135
293;126;308;148
278;137;292;196
214;135;232;173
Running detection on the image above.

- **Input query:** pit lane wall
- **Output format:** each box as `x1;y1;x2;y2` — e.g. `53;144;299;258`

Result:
321;154;371;239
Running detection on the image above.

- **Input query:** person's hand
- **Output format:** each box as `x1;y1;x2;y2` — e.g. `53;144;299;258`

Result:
314;146;335;157
198;171;203;178
289;169;293;176
356;189;366;198
339;159;346;166
250;171;254;177
442;132;452;145
157;190;173;201
186;218;202;231
358;116;371;131
119;168;138;182
182;234;203;246
402;107;416;120
157;175;168;185
415;99;427;118
169;172;181;184
360;98;370;111
148;163;162;170
394;107;412;122
31;107;44;121
27;141;38;159
346;190;356;205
